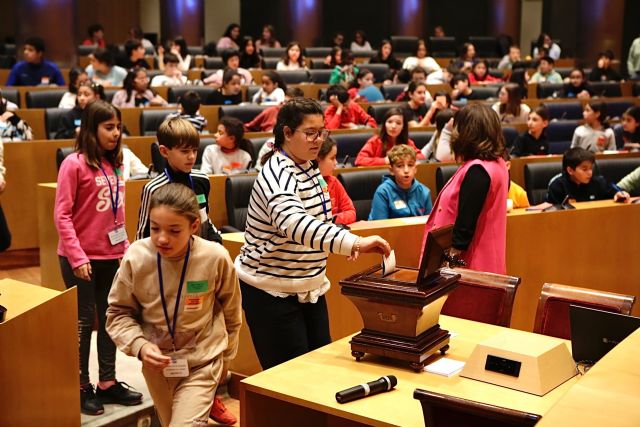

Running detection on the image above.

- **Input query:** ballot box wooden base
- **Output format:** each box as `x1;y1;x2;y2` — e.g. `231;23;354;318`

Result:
340;266;459;372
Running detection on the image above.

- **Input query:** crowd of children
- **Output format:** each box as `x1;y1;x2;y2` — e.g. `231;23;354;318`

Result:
5;20;640;427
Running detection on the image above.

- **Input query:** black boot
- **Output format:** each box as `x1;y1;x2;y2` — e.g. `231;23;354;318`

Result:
96;381;143;406
81;384;105;415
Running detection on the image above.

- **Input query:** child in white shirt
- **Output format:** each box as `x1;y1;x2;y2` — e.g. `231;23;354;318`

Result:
201;117;254;174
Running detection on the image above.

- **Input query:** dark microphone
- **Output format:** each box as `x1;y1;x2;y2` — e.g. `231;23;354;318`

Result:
340;154;350;167
335;375;397;403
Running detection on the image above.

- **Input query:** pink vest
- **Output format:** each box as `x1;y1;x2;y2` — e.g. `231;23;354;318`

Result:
422;158;508;274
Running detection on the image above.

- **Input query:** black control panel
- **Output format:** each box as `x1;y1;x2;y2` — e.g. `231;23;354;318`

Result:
485;355;521;377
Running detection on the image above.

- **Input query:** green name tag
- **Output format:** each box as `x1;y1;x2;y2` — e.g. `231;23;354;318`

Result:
187;280;208;293
196;194;206;204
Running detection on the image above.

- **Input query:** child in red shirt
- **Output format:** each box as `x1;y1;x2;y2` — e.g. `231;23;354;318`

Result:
325;85;377;129
317;138;356;225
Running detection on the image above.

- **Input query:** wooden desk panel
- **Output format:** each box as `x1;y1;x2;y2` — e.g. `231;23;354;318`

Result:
538;328;640;427
240;316;578;427
4;137;156;250
224;201;640;375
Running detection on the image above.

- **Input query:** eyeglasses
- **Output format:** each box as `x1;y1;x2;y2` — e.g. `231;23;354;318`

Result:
295;129;331;142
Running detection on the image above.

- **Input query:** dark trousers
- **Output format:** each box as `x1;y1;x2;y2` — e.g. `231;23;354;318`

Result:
240;280;332;370
0;205;11;251
59;256;119;386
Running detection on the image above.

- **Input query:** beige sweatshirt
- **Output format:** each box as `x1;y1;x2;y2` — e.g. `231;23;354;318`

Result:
106;236;242;367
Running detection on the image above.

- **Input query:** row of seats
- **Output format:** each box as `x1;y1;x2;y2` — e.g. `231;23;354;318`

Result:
435;156;640;206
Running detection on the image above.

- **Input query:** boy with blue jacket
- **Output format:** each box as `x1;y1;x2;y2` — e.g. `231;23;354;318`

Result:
369;144;432;220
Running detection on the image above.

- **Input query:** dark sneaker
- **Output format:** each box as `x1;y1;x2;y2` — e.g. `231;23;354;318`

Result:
81;385;105;415
96;381;143;406
209;396;237;425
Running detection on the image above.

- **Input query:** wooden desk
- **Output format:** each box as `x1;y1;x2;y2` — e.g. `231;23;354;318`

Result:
0;279;79;427
223;201;640;375
240;315;578;427
538;328;640;427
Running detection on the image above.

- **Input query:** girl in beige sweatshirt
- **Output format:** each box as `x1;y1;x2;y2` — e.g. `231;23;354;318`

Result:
107;183;242;427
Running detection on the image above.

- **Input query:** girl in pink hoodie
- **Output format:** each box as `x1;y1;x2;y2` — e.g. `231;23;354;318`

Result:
54;100;142;416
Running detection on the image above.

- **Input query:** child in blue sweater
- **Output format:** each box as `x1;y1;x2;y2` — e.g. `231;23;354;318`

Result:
369;145;432;220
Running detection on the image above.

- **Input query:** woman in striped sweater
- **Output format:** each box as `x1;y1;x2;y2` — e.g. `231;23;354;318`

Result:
235;98;391;369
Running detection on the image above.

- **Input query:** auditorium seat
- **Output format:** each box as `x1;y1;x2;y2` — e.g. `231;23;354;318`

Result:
203;57;224;69
139;109;174;136
104;88;118;103
367;102;405;125
523;162;562;205
56;147;75;170
219;105;268;123
596;157;640;192
536;83;564;99
0;54;16;69
277;70;310;84
362;63;390;83
337;169;387;221
409;130;434;149
428;37;457;58
246;85;260;102
469;36;499;57
390;36;418;56
555;67;573;79
435;165;459;194
634;82;640;97
168;86;215;103
187;46;204;56
308;69;333;84
331;131;376;160
196;138;215;170
414;389;542;427
260;47;286;58
304;47;332;58
546;102;583;120
45;108;68;139
262;57;279;69
588;81;622;97
1;88;20;108
533;282;636;340
440;267;521;327
249;137;270;161
151;142;167;172
605;100;633;120
222;174;258;233
77;45;95;56
469;85;501;100
502;127;519;150
381;84;405;101
546;120;580;154
27;90;67;108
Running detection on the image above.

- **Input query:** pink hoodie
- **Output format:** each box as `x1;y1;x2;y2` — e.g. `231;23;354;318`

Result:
55;153;128;269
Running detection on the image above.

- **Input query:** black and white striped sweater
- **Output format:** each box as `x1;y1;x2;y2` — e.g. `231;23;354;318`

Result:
235;152;358;293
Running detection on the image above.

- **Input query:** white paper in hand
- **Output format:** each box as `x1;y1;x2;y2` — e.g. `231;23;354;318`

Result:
381;250;396;277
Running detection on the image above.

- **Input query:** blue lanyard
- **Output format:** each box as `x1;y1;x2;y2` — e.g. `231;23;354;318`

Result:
164;168;195;191
279;151;328;220
98;163;120;224
157;239;191;351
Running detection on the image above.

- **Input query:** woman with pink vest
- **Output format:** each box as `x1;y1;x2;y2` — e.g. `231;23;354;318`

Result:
422;104;509;274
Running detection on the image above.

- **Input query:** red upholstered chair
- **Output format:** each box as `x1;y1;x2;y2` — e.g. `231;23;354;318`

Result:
533;283;636;340
414;389;542;427
440;268;521;327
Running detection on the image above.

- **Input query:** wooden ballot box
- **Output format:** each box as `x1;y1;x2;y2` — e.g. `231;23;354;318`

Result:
339;225;461;372
0;279;79;427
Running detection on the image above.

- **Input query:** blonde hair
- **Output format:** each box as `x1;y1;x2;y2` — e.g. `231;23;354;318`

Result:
149;183;200;224
157;117;199;149
387;144;417;165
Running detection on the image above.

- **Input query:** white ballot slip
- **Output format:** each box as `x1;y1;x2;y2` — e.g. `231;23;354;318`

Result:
381;250;396;276
424;357;466;377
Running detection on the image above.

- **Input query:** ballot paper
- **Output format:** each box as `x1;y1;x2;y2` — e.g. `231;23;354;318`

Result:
381;250;396;276
424;357;466;377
